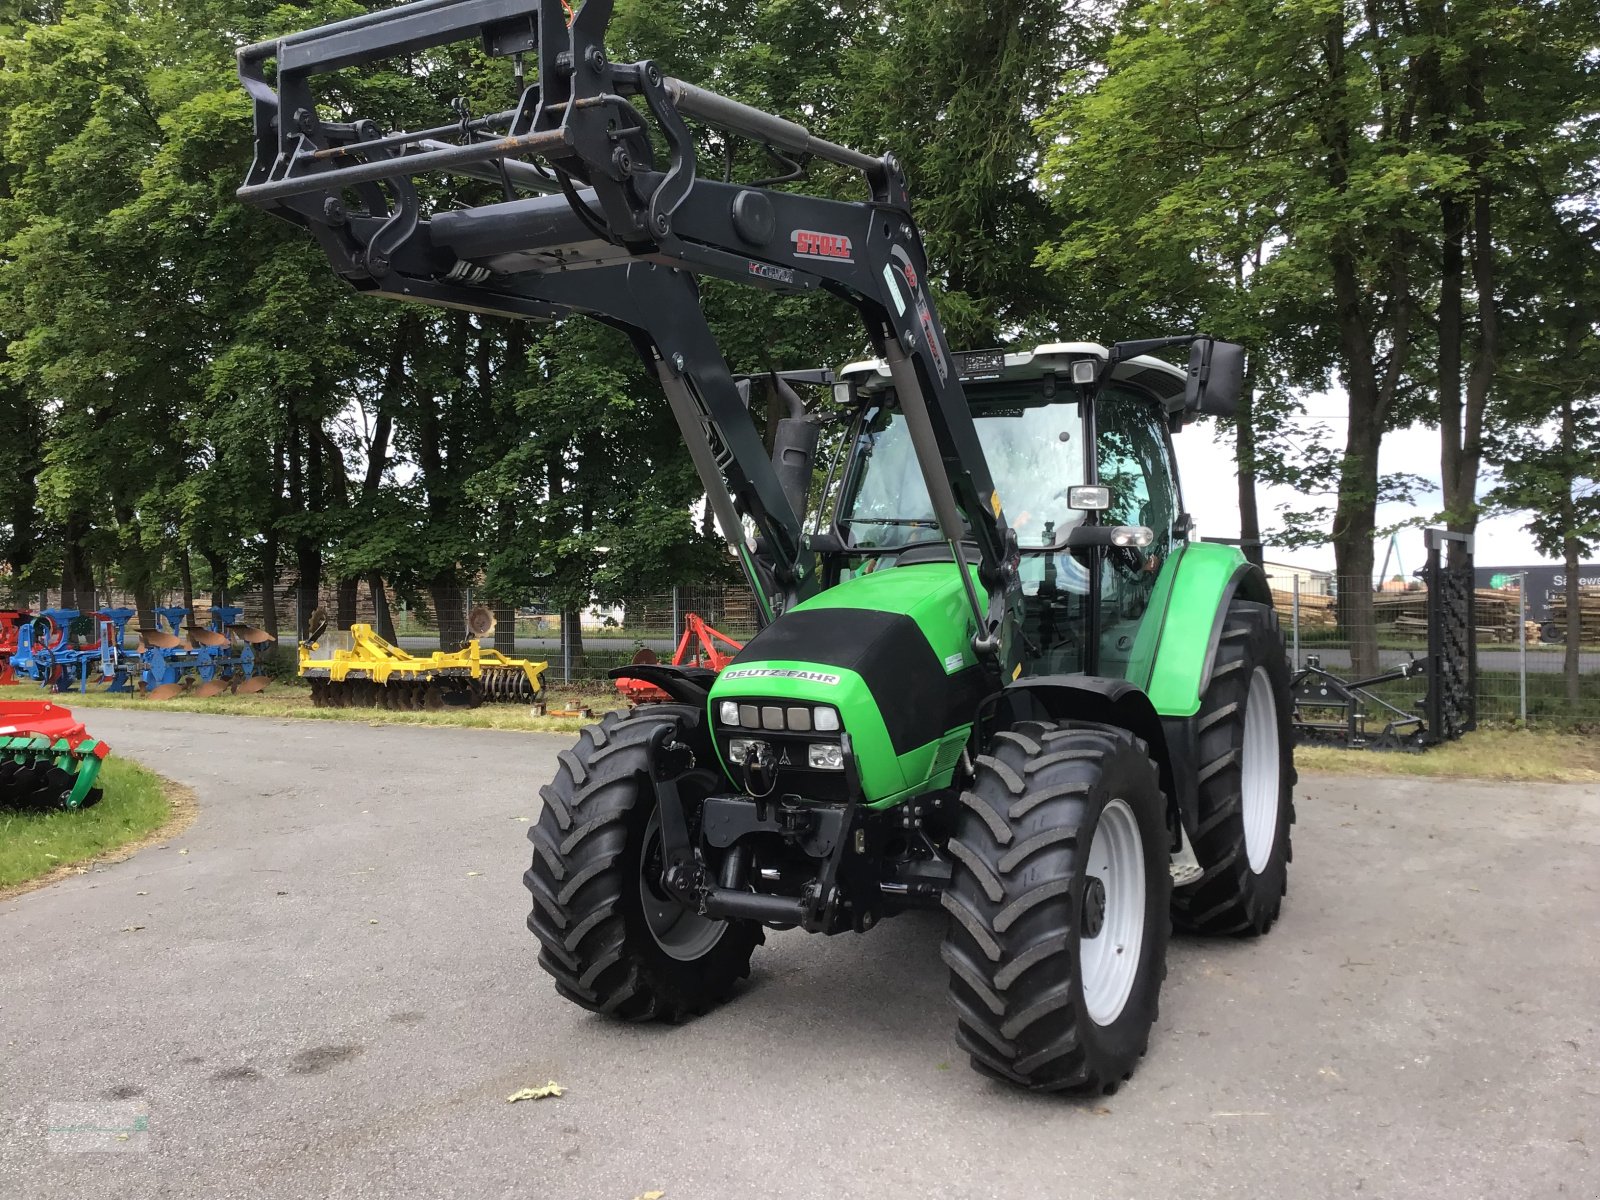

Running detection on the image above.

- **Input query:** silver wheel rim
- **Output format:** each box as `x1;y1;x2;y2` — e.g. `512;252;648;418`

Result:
638;809;727;962
1081;797;1146;1027
1242;666;1281;874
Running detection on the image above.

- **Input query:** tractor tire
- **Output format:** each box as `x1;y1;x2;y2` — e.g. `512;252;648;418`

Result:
1172;599;1297;937
941;720;1170;1095
524;705;762;1022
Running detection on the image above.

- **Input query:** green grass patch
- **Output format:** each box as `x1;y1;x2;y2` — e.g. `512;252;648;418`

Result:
1309;666;1600;729
25;680;630;735
1297;728;1600;783
0;757;178;891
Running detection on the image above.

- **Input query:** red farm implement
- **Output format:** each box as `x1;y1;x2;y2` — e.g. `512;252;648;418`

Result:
0;700;111;810
0;610;29;685
615;614;745;706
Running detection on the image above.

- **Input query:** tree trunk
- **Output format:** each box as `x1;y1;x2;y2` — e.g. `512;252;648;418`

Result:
260;534;280;640
133;582;156;635
61;510;95;613
295;544;322;640
367;572;396;642
1328;316;1385;677
1449;48;1497;542
430;578;466;649
261;437;284;639
1318;3;1411;679
203;549;229;608
561;603;585;665
1437;195;1466;525
1560;393;1581;710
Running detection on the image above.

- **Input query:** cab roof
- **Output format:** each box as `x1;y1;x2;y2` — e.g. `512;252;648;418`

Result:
838;342;1190;416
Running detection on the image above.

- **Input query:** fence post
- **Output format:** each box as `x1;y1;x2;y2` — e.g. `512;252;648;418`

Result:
671;586;681;646
1291;575;1301;667
562;611;572;685
1517;575;1528;724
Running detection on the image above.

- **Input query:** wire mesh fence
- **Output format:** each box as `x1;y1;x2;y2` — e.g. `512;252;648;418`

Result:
1268;571;1599;731
4;567;1594;727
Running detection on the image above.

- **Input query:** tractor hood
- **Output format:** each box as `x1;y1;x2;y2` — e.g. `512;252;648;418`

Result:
707;564;990;806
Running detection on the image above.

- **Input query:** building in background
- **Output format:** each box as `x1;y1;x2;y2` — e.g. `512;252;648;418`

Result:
1261;559;1333;597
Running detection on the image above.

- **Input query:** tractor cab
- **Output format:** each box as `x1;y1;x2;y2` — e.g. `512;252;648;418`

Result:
826;343;1189;679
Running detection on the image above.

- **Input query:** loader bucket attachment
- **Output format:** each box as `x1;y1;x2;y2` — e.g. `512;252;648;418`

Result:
0;701;111;810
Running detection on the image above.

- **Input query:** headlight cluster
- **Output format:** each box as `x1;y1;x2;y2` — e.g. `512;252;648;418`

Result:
718;700;839;733
720;701;845;772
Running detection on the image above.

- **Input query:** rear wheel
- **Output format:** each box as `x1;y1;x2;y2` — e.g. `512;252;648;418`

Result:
524;705;761;1021
1173;599;1296;936
940;720;1170;1094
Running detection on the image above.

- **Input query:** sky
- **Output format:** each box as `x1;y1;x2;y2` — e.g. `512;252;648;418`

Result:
1171;392;1569;580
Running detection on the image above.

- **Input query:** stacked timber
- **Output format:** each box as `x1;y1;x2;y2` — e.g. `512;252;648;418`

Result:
1549;586;1600;636
1260;583;1552;643
1389;588;1521;642
1270;589;1335;629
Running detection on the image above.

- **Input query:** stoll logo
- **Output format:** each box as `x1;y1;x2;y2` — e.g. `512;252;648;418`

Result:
791;229;853;262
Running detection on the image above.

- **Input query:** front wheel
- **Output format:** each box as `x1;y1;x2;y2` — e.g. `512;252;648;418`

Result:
940;720;1170;1094
524;706;762;1022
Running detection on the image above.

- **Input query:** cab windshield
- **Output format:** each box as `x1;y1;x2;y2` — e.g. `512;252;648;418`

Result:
837;390;1085;552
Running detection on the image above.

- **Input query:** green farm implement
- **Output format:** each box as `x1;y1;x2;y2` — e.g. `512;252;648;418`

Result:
0;700;110;810
241;0;1296;1095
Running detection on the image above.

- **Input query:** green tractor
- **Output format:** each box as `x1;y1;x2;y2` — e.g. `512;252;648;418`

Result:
239;0;1294;1095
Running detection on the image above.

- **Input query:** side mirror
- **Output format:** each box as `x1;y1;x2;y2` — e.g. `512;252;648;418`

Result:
1184;339;1245;418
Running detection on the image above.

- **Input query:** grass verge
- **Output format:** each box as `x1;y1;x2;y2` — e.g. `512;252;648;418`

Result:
1296;728;1600;783
0;758;195;897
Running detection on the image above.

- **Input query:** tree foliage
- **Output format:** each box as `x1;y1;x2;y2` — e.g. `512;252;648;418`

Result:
0;0;1596;668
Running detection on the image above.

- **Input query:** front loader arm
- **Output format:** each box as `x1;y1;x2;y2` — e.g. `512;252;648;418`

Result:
236;0;1022;665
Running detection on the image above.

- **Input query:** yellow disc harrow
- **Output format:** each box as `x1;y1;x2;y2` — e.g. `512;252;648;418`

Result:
299;624;547;710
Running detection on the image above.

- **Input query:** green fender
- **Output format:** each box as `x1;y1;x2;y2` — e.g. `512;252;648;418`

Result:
1131;541;1272;719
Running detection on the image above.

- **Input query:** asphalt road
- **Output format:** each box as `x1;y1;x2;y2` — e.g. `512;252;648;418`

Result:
3;711;1597;1200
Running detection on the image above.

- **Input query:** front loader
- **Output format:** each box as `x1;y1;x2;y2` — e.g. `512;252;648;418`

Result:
239;0;1296;1095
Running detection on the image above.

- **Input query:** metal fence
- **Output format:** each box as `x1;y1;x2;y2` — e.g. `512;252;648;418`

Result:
1270;572;1599;730
6;568;1595;726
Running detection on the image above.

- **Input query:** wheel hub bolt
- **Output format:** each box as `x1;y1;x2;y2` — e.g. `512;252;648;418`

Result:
1082;875;1108;938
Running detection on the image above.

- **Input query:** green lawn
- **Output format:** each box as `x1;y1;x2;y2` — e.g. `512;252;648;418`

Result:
1325;665;1600;728
0;757;177;891
1297;728;1600;783
37;679;628;735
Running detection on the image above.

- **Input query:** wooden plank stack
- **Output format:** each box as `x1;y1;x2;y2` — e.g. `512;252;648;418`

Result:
1271;588;1335;629
1272;585;1531;643
1549;586;1600;636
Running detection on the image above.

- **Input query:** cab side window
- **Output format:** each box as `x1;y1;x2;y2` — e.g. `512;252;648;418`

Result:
1096;396;1178;674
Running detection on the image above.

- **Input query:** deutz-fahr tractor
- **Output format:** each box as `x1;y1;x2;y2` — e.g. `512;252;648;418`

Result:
239;0;1295;1094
